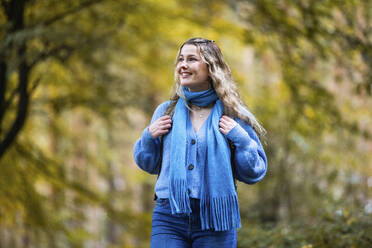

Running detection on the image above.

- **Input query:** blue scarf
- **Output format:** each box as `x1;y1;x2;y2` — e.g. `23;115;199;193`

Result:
168;87;241;231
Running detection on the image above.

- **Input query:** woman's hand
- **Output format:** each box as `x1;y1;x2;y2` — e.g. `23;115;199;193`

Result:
149;115;172;138
219;115;237;135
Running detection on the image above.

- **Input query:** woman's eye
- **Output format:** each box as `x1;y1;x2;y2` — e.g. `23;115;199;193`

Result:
178;57;197;62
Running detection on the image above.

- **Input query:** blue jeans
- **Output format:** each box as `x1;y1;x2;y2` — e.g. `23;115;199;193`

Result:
150;197;237;248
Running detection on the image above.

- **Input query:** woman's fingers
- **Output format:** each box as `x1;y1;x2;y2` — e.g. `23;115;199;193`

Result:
159;118;172;126
149;115;173;138
219;115;237;135
159;116;172;129
159;115;172;121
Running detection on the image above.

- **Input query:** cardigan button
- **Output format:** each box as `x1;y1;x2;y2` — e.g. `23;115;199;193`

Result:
191;139;196;145
188;164;194;170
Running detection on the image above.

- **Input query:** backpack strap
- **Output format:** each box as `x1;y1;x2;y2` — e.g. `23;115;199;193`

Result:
224;109;238;190
153;136;164;201
228;140;237;190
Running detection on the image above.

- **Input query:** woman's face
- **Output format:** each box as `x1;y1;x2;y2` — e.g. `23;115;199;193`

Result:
176;44;210;92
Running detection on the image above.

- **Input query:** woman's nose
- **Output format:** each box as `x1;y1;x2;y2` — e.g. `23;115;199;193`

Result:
179;60;188;68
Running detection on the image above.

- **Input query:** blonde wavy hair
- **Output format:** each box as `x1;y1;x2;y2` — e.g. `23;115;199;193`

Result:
165;37;265;137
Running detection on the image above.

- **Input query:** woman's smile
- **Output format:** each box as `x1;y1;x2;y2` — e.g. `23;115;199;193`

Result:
180;71;192;78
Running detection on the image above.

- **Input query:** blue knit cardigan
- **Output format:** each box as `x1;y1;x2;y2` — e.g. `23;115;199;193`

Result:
133;101;267;229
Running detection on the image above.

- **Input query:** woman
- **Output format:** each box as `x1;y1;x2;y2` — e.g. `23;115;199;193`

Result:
133;37;267;248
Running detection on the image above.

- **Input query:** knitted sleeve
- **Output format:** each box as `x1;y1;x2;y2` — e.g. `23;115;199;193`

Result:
133;101;171;174
225;118;267;184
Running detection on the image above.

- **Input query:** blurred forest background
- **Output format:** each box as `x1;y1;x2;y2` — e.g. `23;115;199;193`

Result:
1;0;371;247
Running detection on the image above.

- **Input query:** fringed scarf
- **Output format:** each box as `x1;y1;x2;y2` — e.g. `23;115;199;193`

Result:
168;87;241;231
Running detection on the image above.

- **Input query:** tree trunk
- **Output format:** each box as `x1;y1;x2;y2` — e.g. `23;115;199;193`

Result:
0;0;30;160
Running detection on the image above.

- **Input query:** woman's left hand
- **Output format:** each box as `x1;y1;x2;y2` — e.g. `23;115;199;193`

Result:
219;115;238;135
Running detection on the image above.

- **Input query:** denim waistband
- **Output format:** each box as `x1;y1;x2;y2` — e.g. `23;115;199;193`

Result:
158;197;200;213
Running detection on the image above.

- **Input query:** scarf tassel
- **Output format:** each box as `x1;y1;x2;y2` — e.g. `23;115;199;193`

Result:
169;179;192;215
200;194;242;231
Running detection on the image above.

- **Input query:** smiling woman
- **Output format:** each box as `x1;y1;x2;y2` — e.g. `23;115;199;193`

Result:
133;37;267;248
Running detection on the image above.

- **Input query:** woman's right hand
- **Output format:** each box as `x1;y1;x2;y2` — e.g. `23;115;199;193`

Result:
149;115;172;138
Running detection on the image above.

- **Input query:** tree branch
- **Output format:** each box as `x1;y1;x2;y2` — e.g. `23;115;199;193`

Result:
0;61;7;131
30;44;75;67
42;0;103;27
8;0;26;30
29;76;41;96
1;85;19;116
0;45;30;159
0;56;40;116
